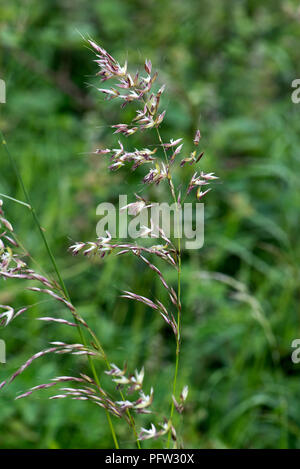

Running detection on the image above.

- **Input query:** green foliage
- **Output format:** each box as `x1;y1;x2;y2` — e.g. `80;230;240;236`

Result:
1;0;300;448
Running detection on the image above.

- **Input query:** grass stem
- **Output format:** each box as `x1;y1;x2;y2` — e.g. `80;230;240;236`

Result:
0;129;120;449
154;126;182;448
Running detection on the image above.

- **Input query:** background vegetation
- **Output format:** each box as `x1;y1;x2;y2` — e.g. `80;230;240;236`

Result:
1;0;300;449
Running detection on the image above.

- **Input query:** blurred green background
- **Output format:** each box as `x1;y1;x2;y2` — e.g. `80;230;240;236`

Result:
1;0;300;449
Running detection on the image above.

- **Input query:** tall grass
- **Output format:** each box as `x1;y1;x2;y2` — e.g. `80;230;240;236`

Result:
0;41;217;448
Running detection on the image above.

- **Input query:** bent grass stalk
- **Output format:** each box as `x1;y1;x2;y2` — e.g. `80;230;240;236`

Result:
0;130;121;449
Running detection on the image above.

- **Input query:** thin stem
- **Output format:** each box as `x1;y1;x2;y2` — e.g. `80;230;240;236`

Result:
0;132;68;297
153;125;182;448
85;322;141;448
0;130;120;449
167;200;182;448
5;206;140;446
